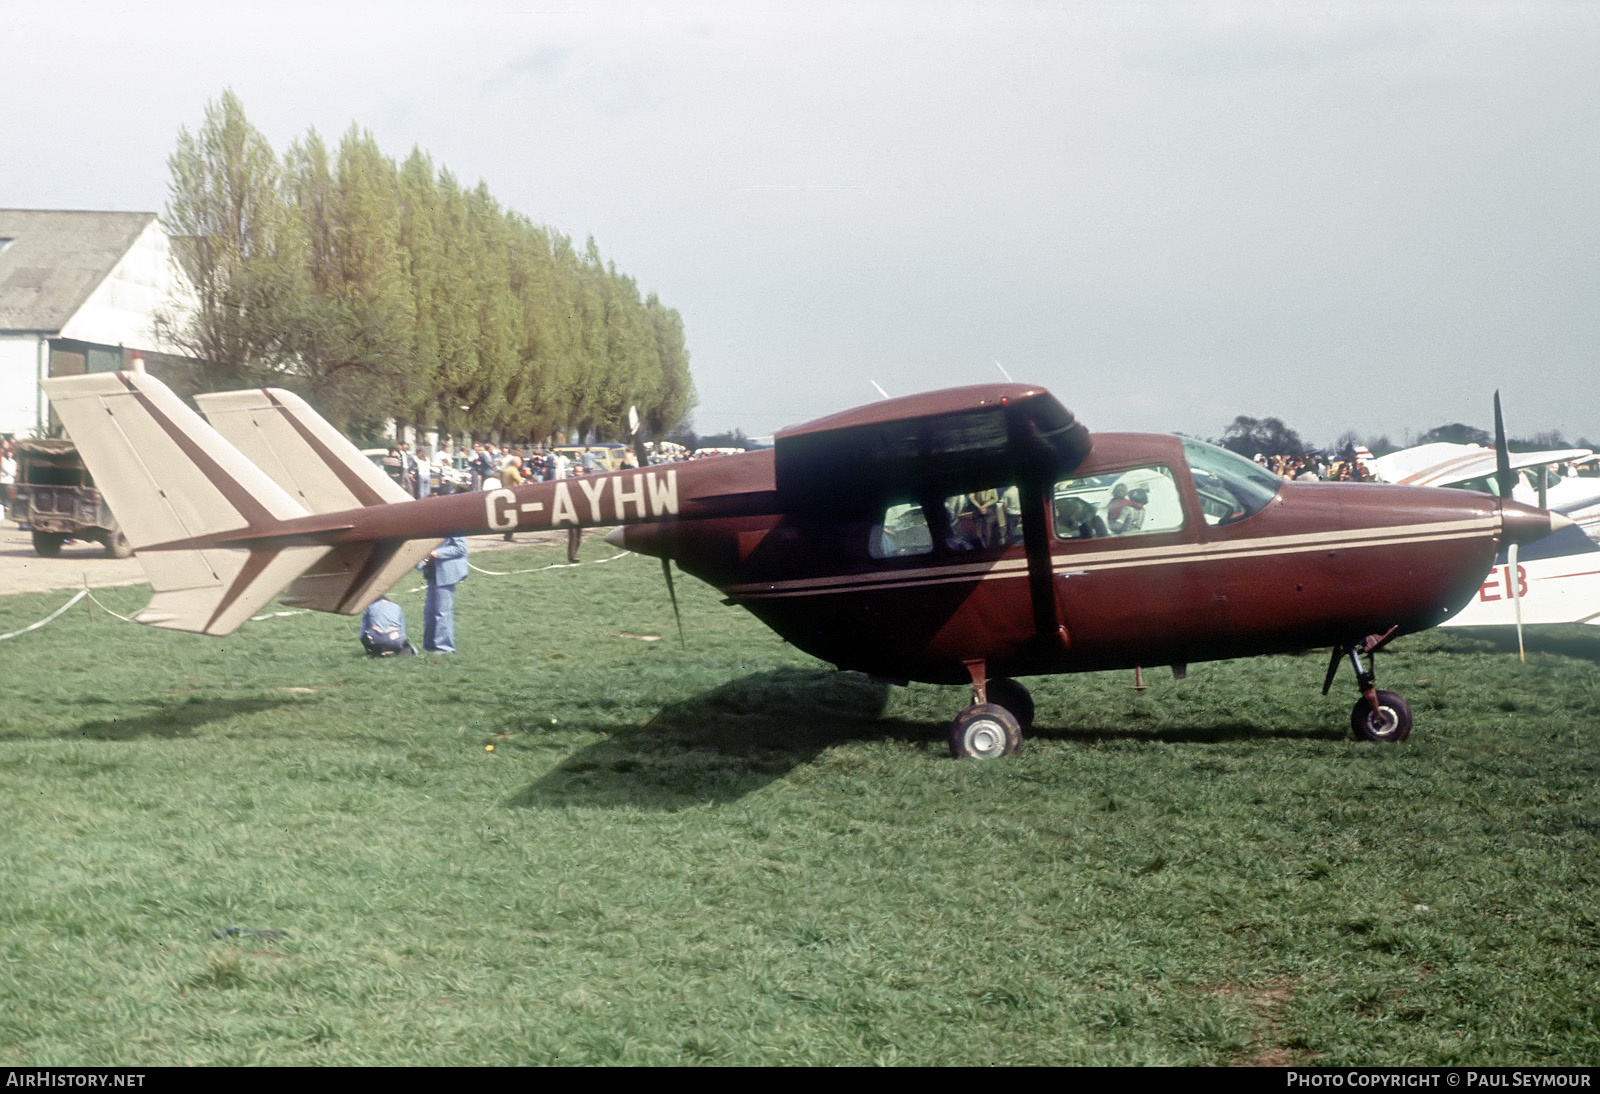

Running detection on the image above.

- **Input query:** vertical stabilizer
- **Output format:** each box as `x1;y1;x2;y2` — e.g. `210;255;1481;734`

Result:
195;388;411;510
195;386;437;615
40;371;329;635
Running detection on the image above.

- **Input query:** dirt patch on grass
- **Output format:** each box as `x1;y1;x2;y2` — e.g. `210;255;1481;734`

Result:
1205;978;1312;1066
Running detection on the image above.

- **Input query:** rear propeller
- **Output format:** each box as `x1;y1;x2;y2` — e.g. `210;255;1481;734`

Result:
624;401;684;647
662;555;685;647
1493;391;1526;662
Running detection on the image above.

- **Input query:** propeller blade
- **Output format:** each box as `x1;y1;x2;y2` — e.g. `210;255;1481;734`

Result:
662;556;685;647
1510;542;1525;663
1493;392;1526;660
1494;391;1514;500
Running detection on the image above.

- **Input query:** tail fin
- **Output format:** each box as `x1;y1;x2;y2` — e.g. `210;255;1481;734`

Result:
193;387;437;614
194;388;410;510
42;372;338;635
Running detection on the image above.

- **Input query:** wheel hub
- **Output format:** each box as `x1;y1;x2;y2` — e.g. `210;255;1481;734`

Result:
966;721;1005;756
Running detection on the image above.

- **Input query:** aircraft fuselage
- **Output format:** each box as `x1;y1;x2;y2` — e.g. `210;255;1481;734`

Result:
610;435;1548;684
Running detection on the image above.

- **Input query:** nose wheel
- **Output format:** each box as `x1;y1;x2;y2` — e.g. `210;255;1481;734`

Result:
1324;630;1412;743
1351;689;1412;742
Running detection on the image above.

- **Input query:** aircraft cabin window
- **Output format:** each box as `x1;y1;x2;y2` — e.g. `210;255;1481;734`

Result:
1180;440;1282;525
943;486;1023;551
870;502;935;558
1052;466;1184;540
869;484;1026;558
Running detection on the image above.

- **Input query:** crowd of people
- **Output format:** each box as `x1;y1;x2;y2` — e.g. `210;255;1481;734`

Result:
1255;451;1375;482
385;440;658;500
383;437;749;501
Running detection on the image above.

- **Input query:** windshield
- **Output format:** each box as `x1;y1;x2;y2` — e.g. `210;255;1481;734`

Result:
1181;439;1282;526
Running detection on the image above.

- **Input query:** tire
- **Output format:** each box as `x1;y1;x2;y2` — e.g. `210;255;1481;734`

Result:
985;677;1035;730
32;531;64;557
949;703;1023;759
1351;690;1413;743
104;530;133;559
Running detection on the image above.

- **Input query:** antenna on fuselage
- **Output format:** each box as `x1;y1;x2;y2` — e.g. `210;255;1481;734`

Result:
870;380;890;400
994;359;1013;382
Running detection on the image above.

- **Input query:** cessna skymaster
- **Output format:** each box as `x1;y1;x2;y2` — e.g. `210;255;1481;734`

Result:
42;370;1566;758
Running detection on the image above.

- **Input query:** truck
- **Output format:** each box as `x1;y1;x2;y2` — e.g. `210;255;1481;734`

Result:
7;438;131;557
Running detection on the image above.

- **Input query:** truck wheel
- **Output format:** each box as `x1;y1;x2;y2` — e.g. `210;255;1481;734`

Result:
32;531;64;557
104;531;133;558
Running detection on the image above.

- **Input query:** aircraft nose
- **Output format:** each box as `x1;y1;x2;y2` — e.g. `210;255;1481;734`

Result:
604;526;628;549
1500;499;1573;546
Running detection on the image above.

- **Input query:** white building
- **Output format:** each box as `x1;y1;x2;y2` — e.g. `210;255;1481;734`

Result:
0;210;197;437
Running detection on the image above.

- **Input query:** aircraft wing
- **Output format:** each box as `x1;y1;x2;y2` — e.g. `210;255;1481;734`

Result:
1371;442;1593;488
772;383;1092;513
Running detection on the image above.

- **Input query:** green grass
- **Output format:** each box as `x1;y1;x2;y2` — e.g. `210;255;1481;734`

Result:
1;536;1597;1065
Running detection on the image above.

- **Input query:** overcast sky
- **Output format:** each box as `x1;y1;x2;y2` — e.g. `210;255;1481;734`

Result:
4;1;1597;446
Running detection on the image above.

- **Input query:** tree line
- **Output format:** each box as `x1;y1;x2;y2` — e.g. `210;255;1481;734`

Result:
1217;415;1597;461
156;90;694;445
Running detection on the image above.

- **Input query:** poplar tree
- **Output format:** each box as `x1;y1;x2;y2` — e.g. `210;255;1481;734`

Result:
166;91;698;440
162;90;308;389
327;126;415;424
398;149;446;427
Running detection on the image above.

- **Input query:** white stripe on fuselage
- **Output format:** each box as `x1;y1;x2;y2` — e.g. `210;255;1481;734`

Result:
721;515;1500;600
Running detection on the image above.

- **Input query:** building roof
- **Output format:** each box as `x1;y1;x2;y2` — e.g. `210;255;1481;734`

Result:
0;210;157;333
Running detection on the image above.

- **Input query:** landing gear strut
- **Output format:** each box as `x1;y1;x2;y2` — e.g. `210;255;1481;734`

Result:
1323;628;1412;743
949;660;1030;758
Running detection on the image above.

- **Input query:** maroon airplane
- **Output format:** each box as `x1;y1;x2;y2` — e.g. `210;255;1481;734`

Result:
43;371;1564;758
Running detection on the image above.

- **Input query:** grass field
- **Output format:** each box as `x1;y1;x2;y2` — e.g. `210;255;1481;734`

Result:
1;535;1597;1065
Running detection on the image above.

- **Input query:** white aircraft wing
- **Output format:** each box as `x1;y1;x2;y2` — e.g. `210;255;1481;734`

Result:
1370;443;1592;488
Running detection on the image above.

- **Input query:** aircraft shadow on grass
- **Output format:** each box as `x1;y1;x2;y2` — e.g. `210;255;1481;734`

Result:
506;667;1349;810
1026;719;1349;746
53;697;298;741
507;667;901;810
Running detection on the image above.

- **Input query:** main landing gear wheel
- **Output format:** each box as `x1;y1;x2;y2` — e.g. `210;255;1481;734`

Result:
1351;690;1413;743
949;703;1023;759
984;677;1034;731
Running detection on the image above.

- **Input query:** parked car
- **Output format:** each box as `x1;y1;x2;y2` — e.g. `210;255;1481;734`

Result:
362;448;402;486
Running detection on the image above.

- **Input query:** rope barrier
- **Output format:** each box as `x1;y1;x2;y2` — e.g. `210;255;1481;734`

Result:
0;589;88;642
83;587;140;622
468;549;636;576
0;544;641;639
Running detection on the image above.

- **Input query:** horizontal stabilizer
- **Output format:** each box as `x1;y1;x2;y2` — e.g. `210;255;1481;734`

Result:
278;539;429;615
138;543;334;634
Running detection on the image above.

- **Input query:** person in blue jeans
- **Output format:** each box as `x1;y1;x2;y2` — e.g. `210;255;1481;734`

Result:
359;595;414;656
419;537;469;653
